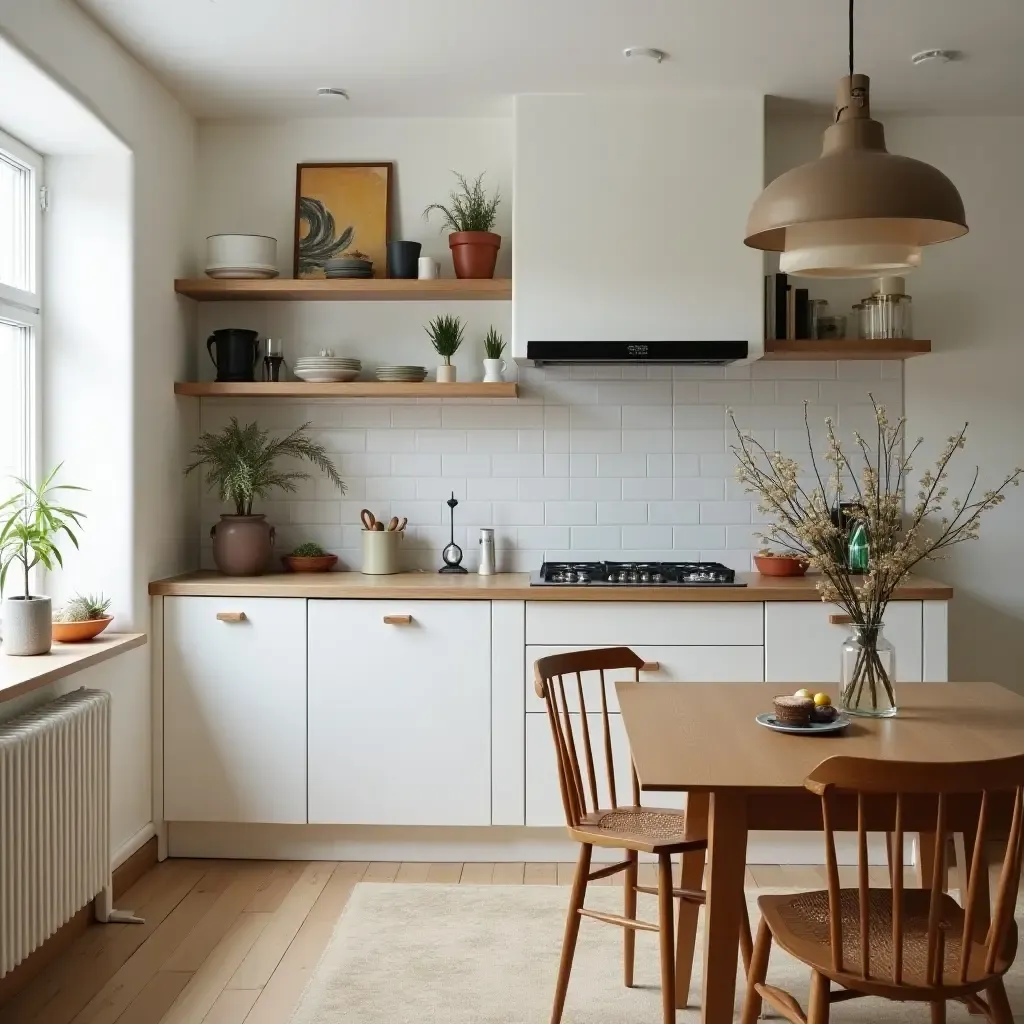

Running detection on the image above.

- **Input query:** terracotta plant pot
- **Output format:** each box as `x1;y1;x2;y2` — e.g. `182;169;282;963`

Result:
52;616;113;643
753;553;809;577
211;514;275;576
281;554;338;573
448;231;500;279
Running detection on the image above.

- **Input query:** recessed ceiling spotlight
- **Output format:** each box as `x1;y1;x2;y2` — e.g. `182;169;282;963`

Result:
316;87;350;99
911;49;963;66
623;47;667;63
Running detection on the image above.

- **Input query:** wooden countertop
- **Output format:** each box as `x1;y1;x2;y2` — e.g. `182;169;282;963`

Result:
0;633;148;705
148;571;952;602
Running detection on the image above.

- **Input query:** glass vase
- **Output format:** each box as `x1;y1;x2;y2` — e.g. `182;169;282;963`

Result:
840;626;897;717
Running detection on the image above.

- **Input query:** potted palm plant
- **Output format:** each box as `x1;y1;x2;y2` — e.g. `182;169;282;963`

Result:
423;172;502;279
186;418;345;576
0;466;86;656
482;326;506;382
425;314;465;383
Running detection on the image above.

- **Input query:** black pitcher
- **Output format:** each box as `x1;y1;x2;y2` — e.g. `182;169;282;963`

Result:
207;329;260;382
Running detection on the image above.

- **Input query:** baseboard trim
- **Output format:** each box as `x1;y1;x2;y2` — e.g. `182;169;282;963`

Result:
0;836;158;1006
113;822;157;873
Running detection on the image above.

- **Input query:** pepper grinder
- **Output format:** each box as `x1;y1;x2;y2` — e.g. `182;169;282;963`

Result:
438;492;467;574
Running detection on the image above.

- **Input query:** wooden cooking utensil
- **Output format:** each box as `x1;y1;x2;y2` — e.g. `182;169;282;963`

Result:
386;517;400;532
360;508;376;531
372;521;384;531
397;517;407;532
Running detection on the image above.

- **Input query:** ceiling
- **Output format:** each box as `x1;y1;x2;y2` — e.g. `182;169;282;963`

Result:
74;0;1024;120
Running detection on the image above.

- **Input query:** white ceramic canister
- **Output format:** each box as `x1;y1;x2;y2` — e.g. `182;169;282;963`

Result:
362;529;403;575
206;234;277;271
417;256;439;280
482;358;506;383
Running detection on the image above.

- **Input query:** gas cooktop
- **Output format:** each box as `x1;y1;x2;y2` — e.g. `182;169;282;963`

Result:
530;561;745;587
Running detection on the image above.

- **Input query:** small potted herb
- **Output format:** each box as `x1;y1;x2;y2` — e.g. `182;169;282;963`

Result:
423;172;501;279
53;593;113;643
0;466;86;656
425;314;465;383
282;541;338;574
186;419;345;577
482;326;506;382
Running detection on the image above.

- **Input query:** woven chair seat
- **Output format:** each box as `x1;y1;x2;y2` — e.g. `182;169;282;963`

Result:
758;888;1007;989
571;806;703;852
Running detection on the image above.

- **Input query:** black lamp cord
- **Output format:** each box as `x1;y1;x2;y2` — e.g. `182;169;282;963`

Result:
835;0;855;122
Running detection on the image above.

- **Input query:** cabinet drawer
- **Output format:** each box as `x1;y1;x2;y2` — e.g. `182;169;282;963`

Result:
525;645;764;713
164;597;307;824
764;601;922;684
525;602;763;646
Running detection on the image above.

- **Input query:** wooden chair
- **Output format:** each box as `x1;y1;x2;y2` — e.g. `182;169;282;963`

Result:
742;753;1024;1024
535;647;752;1024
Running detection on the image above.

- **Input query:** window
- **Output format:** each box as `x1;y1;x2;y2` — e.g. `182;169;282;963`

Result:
0;127;40;499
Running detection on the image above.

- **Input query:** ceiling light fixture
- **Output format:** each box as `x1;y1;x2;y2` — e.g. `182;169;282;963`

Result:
911;49;962;66
623;47;667;63
316;87;350;99
744;0;967;278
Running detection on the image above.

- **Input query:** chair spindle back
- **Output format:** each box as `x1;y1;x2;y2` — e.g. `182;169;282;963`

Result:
806;754;1024;988
534;648;645;828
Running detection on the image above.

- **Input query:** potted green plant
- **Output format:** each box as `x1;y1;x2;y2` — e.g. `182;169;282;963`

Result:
282;541;338;574
186;418;345;577
423;172;502;279
0;466;86;656
482;326;506;382
52;592;113;643
425;314;465;383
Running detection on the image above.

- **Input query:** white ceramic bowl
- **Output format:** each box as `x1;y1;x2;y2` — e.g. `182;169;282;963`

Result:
206;234;277;272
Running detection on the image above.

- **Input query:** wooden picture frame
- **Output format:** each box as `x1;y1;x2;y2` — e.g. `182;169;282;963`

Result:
293;162;394;279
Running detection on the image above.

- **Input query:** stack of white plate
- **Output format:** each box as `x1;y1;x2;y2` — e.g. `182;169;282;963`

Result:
376;365;427;382
293;354;362;383
205;234;280;279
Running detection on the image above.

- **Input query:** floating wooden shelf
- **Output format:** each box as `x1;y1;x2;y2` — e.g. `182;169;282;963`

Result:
763;338;931;361
174;278;512;301
174;381;519;399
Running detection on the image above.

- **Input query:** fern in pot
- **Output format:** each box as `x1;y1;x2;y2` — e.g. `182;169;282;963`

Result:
186;419;345;576
425;314;465;383
423;171;502;279
0;466;86;656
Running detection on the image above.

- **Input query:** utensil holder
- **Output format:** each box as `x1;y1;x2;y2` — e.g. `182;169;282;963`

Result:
362;529;403;575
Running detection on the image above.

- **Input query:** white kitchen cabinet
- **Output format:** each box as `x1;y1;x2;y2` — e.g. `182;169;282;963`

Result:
163;597;307;824
764;601;923;684
307;600;491;826
524;644;764;713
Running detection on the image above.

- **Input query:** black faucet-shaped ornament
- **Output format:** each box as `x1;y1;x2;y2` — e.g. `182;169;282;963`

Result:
439;492;468;574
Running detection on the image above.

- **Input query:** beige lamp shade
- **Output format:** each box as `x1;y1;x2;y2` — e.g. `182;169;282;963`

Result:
746;75;967;278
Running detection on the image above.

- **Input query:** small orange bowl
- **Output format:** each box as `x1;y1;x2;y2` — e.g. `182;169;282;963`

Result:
52;616;113;643
281;554;338;573
754;554;809;577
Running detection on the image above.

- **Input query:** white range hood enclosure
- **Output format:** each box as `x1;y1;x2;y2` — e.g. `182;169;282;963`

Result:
512;93;765;364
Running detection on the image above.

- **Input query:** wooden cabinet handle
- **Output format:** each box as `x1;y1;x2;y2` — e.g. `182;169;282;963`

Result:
216;611;247;623
829;613;853;625
383;614;412;625
641;661;660;672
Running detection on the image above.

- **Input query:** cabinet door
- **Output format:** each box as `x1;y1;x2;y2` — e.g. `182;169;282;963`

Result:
308;600;491;826
164;597;307;823
764;601;922;684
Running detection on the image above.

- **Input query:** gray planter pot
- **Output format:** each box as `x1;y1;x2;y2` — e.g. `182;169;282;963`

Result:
2;595;52;656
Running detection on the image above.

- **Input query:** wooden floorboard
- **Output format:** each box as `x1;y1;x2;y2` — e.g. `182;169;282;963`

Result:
4;858;970;1023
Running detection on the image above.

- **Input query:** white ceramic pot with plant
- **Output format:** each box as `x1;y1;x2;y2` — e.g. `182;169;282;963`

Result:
482;326;506;382
185;418;346;577
423;172;502;279
0;466;86;656
425;314;464;383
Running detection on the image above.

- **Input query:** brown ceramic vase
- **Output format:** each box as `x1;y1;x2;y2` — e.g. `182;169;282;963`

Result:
448;231;501;279
211;514;275;576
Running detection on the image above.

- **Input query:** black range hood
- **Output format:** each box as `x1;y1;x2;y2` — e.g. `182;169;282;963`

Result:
525;340;748;366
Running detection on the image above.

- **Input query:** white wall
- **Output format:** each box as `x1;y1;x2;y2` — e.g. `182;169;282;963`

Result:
766;110;1024;693
0;0;197;860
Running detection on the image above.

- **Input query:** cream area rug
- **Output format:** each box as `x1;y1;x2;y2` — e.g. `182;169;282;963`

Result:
289;884;1022;1023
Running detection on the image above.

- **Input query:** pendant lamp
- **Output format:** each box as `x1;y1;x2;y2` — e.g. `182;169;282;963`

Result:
745;0;967;278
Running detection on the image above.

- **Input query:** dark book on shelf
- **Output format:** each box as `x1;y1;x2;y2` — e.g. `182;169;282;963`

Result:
773;272;788;340
795;288;810;339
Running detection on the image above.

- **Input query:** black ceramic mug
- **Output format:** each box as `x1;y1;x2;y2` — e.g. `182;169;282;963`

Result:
387;240;422;280
207;328;260;382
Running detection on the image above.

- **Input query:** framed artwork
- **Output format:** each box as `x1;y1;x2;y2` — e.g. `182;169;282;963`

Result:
293;162;393;278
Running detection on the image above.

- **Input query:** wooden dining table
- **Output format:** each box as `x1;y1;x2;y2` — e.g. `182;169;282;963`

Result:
615;680;1024;1024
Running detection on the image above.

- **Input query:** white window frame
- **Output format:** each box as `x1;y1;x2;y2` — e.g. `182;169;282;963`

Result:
0;126;42;490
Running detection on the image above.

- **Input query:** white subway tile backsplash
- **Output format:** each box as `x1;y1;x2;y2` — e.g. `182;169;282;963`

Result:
199;361;903;569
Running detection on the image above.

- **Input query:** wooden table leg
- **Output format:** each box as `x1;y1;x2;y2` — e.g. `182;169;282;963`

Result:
701;790;748;1024
676;792;709;1008
918;831;942;890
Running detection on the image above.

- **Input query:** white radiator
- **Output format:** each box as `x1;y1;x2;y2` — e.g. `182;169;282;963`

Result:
0;688;112;978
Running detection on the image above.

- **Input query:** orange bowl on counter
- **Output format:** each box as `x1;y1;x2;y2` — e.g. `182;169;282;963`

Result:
52;616;113;643
281;554;338;573
753;553;809;577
